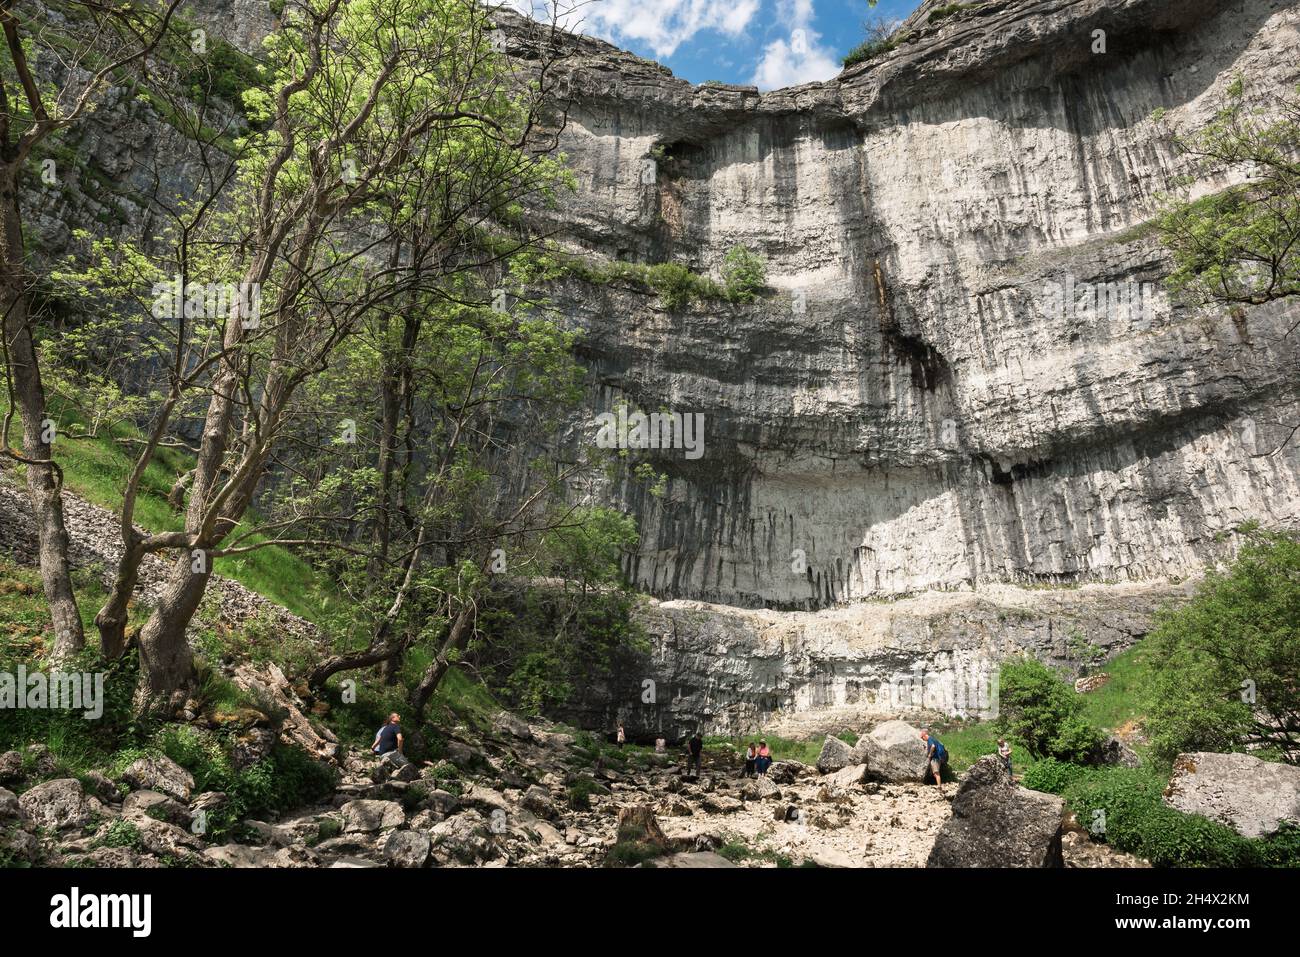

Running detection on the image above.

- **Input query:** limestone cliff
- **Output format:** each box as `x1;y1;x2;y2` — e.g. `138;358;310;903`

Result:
499;0;1300;733
13;0;1300;735
518;0;1300;611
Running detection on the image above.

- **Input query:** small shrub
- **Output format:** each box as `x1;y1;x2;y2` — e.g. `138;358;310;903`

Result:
1255;822;1300;868
929;2;984;23
1021;758;1093;795
566;775;609;811
720;245;766;303
605;837;664;867
94;819;142;850
996;658;1104;762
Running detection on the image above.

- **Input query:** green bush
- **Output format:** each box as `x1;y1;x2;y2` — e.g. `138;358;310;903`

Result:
1145;529;1300;765
605;837;664;867
1064;768;1255;867
720;245;766;303
1020;758;1093;795
929;2;984;23
566;775;609;811
1256;823;1300;867
996;658;1104;762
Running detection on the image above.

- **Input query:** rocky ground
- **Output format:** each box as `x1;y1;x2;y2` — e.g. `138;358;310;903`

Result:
0;693;1143;868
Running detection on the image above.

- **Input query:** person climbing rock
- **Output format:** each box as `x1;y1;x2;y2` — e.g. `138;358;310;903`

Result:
687;730;704;777
742;742;758;778
998;738;1013;778
372;713;404;756
921;728;947;795
756;740;772;776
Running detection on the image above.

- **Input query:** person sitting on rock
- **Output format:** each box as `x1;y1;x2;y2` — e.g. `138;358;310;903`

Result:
921;729;947;796
756;740;772;776
742;742;758;778
687;731;704;777
371;713;404;757
998;738;1013;778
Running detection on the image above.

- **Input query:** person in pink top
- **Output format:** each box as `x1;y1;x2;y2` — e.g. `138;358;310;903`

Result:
756;740;772;776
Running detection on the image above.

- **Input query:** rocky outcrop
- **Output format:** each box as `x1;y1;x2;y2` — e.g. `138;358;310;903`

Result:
1163;752;1300;839
927;756;1065;867
567;579;1183;735
855;720;931;783
816;736;855;773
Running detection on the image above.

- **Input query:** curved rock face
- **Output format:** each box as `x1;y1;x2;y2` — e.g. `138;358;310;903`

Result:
521;0;1300;609
557;579;1181;736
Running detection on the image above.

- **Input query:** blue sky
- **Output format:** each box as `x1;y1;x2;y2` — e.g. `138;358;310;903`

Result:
507;0;923;90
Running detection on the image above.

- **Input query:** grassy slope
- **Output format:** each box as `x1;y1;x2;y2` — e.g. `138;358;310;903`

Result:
939;641;1158;775
1;397;336;624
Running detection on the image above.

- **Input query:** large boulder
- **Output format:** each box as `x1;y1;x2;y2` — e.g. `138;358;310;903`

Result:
854;720;930;783
816;736;855;774
18;778;99;830
120;754;194;802
383;829;431;868
615;804;670;850
1164;752;1300;839
740;776;783;801
340;799;405;833
0;751;22;785
131;815;205;860
521;785;557;820
1099;735;1142;769
492;710;533;741
927;756;1065;868
652;851;737;868
821;764;869;789
123;790;191;828
429;811;496;865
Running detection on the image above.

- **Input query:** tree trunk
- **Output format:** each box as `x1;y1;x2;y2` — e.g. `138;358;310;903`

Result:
94;534;142;658
0;171;84;658
133;550;207;712
410;601;476;720
133;288;243;701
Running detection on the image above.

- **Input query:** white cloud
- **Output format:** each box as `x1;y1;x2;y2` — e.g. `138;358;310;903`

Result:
749;0;839;90
507;0;760;58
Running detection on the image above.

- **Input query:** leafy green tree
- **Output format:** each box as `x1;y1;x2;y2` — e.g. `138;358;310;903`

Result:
995;657;1103;762
1146;527;1300;765
124;0;571;710
0;0;183;657
1156;79;1300;310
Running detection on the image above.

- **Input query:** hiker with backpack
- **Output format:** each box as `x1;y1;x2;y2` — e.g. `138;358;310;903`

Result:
921;728;947;796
